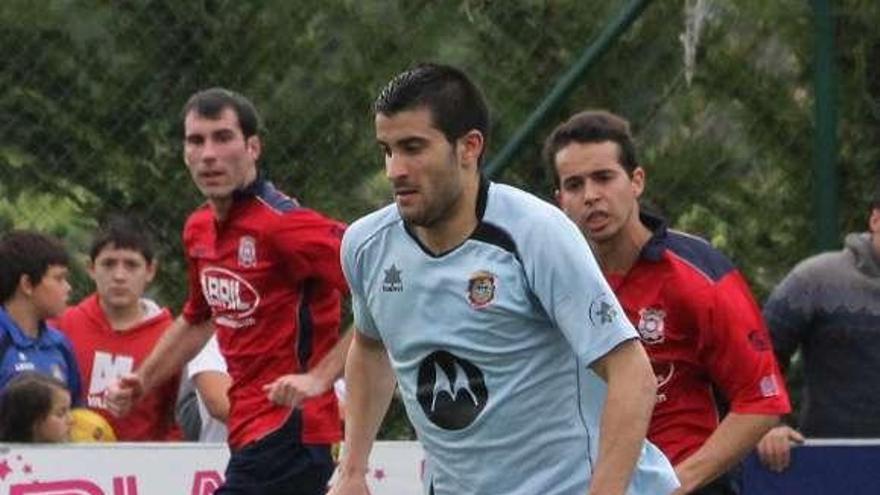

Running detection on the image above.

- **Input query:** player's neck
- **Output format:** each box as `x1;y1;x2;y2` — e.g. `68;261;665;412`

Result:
595;215;652;276
210;197;234;224
2;298;41;338
100;297;145;332
414;176;480;254
210;170;258;224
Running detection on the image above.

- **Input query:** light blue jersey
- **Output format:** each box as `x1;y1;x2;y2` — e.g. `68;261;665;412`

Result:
342;180;678;495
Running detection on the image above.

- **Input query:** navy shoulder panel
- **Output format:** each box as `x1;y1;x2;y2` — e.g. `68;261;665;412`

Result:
472;221;520;260
665;230;735;282
256;181;299;213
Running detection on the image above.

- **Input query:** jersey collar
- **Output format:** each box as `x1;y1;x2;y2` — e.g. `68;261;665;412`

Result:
231;171;268;201
402;174;490;258
0;308;58;348
639;211;670;262
475;173;489;221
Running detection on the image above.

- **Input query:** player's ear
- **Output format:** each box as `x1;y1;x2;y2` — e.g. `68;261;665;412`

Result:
631;166;646;199
18;273;36;297
246;135;262;162
144;258;157;284
458;130;484;170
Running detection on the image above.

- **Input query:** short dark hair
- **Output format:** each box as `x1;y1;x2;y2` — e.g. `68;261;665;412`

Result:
181;87;262;139
0;372;68;442
544;110;639;188
89;215;156;263
0;231;69;304
374;63;490;165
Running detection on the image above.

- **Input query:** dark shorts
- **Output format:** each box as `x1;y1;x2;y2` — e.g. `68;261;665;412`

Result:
215;411;335;495
692;470;740;495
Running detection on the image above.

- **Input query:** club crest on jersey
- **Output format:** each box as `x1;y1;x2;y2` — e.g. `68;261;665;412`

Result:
238;236;257;268
467;270;496;308
637;307;666;344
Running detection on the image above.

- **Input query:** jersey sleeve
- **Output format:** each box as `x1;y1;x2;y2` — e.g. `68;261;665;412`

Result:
340;226;380;340
701;271;791;415
187;334;227;379
762;269;813;367
521;208;637;365
273;210;349;296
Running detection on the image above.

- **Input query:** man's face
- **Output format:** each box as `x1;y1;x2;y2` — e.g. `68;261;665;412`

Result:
89;245;155;312
554;140;644;244
183;107;260;201
30;265;71;319
375;107;469;227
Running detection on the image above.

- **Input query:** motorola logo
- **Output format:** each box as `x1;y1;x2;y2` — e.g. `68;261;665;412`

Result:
417;351;488;430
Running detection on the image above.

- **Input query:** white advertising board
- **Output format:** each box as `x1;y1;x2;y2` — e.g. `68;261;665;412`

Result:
0;441;423;495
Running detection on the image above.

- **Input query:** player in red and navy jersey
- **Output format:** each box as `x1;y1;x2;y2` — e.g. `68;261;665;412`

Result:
547;110;790;495
107;88;351;494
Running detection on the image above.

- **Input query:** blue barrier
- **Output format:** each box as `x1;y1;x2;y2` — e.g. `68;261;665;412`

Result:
741;439;880;494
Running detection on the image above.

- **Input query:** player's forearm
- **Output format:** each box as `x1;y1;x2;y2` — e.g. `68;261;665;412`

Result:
338;331;396;476
195;371;231;423
307;326;354;392
674;412;778;493
138;317;213;392
589;340;657;495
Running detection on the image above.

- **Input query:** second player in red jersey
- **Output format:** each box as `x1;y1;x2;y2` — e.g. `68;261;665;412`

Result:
107;88;351;494
548;110;790;495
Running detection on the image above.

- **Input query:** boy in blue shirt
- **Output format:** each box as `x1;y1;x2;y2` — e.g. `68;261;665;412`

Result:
0;230;81;401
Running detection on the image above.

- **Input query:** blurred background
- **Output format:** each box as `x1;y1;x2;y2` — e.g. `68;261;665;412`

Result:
2;0;878;437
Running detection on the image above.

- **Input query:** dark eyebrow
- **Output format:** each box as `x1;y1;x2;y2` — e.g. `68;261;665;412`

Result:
213;128;236;137
398;136;428;147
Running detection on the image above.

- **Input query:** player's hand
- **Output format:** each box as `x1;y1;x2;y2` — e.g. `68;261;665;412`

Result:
756;425;804;472
327;467;371;495
104;373;145;417
262;373;326;408
670;483;689;495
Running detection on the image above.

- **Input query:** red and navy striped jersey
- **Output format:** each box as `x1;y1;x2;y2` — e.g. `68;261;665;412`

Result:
182;179;347;449
606;213;790;464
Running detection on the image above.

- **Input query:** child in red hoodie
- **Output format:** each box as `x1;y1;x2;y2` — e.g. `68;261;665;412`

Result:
56;216;180;441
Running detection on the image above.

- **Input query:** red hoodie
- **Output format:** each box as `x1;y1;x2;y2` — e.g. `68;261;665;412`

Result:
56;294;182;441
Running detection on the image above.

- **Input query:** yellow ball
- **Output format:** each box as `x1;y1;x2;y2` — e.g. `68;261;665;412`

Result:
69;408;117;443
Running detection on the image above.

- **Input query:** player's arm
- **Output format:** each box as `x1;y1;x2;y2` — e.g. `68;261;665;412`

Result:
588;338;657;495
329;330;396;495
264;326;353;407
673;413;778;494
675;273;789;493
106;316;213;416
194;370;231;423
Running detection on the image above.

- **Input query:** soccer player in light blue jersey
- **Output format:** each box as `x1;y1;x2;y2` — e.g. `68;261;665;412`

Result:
331;63;679;495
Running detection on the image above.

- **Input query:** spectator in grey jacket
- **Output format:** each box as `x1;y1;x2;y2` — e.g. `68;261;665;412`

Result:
757;184;880;471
